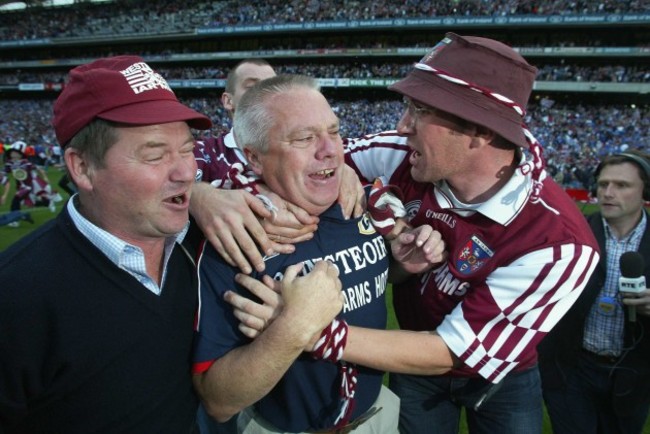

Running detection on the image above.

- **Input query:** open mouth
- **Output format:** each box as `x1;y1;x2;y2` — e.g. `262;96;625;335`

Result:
312;169;335;179
168;194;186;205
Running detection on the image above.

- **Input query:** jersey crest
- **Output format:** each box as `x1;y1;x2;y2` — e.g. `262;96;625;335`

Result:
404;199;421;221
456;235;494;275
358;214;377;235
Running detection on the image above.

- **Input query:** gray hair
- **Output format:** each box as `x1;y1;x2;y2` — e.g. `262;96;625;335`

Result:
233;74;320;153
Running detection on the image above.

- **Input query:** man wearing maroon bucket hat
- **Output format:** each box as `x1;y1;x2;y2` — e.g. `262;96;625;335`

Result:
0;55;212;433
338;32;603;433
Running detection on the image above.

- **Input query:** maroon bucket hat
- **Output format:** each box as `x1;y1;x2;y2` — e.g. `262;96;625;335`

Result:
52;55;212;146
389;33;538;149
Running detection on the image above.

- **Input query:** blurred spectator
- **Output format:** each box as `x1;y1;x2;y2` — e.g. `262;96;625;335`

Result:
2;140;60;225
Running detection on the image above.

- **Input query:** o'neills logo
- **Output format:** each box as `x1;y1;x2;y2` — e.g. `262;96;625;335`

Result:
121;62;172;94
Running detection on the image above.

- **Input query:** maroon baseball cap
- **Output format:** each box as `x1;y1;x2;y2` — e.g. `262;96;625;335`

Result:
389;33;537;149
52;55;212;146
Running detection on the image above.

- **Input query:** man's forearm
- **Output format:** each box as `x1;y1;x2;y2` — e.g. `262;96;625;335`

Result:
343;327;457;376
194;312;314;422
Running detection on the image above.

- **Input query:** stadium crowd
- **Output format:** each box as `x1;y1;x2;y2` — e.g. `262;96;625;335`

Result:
1;0;647;198
0;0;648;41
1;97;647;193
1;63;648;85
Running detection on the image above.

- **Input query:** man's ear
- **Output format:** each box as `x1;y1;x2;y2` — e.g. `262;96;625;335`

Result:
221;92;234;113
472;125;498;149
244;148;263;176
475;125;496;140
64;147;94;191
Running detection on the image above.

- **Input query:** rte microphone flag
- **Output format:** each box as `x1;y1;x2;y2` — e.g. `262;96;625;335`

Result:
619;251;646;322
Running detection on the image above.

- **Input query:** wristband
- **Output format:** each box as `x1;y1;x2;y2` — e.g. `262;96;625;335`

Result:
311;318;349;362
311;318;358;429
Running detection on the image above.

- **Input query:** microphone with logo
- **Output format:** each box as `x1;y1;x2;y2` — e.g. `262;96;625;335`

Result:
619;251;646;322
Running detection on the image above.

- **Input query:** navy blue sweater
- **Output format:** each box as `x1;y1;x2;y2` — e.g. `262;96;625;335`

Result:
0;209;198;433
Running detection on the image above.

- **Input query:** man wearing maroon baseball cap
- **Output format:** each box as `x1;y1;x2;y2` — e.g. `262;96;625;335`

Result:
0;56;212;433
53;55;211;147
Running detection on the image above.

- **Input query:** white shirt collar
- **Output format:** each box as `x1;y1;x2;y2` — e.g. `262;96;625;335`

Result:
67;195;189;294
224;130;248;165
436;153;533;226
224;130;238;149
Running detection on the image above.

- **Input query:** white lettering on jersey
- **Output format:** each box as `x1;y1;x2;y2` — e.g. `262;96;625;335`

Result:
424;209;456;228
375;269;388;298
271;235;388;313
429;263;469;296
343;281;372;313
301;236;387;275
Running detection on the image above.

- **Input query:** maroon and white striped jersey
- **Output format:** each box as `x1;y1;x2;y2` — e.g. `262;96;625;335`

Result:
345;131;600;383
194;131;255;186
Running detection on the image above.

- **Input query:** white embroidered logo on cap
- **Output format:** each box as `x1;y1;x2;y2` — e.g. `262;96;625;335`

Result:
121;62;172;95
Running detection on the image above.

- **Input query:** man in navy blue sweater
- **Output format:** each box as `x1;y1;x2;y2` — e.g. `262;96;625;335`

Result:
192;74;398;434
0;56;213;433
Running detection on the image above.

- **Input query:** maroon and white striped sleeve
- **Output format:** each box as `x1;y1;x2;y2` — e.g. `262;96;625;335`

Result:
437;242;600;383
344;131;409;183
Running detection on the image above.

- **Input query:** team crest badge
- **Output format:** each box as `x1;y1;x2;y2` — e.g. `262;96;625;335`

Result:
404;199;421;220
358;214;376;235
456;235;494;275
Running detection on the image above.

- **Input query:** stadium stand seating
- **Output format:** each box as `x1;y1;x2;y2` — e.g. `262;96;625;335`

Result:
1;0;648;193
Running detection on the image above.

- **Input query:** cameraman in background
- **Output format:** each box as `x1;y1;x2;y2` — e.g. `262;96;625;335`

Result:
539;150;650;434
